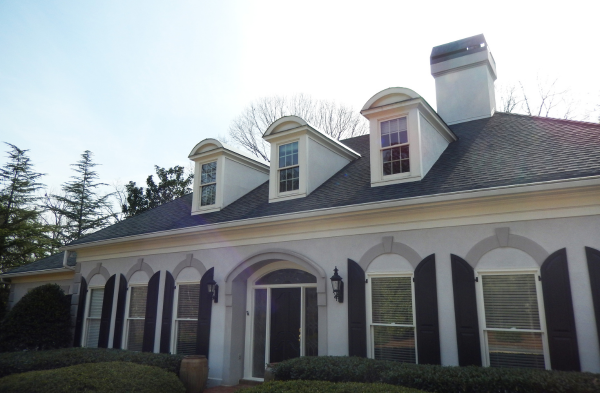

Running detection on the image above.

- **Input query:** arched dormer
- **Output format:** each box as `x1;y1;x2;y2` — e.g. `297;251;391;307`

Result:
262;116;360;203
188;138;269;214
360;87;457;188
361;87;420;111
263;116;308;137
189;138;224;157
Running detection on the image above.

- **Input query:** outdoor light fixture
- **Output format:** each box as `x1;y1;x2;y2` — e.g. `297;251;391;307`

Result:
330;266;344;303
207;278;219;303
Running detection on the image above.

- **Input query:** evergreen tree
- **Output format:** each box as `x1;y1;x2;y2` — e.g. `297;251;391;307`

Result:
122;165;192;218
0;144;49;273
52;151;112;243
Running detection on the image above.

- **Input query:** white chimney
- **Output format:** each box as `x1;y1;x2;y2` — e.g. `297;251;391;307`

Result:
430;34;497;125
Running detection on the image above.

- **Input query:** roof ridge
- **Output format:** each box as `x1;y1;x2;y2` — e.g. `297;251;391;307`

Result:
495;111;600;127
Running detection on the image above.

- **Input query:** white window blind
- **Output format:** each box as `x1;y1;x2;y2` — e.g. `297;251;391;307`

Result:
370;276;416;363
85;288;104;348
127;286;147;351
175;283;200;355
481;274;545;369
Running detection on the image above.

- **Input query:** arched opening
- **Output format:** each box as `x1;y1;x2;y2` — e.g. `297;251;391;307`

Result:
244;262;318;379
222;251;328;385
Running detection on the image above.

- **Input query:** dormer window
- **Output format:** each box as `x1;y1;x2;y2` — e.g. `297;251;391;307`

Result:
381;118;410;176
278;142;299;192
263;116;360;203
361;87;457;188
200;162;217;206
189;139;269;214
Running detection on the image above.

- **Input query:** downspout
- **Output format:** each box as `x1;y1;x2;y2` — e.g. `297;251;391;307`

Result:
63;251;76;270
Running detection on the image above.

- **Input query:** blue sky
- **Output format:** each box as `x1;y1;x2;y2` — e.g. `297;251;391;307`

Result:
1;0;598;194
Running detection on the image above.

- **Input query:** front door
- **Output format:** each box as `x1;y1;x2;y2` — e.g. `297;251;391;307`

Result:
246;268;318;379
270;288;301;362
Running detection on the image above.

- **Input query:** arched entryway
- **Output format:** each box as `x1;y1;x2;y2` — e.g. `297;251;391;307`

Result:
222;250;328;385
244;262;318;379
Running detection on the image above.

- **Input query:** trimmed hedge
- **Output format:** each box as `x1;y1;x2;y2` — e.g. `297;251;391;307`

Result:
0;284;71;352
0;361;185;393
0;347;184;378
246;380;427;393
272;356;600;393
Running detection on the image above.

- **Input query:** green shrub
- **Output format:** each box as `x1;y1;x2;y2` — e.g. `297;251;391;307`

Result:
272;356;600;393
0;347;184;378
246;380;427;393
0;283;71;352
0;361;185;393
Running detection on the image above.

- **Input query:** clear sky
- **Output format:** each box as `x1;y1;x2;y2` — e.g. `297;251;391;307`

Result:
1;0;599;194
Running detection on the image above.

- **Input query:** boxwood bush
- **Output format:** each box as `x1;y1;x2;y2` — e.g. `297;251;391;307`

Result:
0;284;71;352
246;380;427;393
272;356;600;393
0;361;185;393
0;347;184;378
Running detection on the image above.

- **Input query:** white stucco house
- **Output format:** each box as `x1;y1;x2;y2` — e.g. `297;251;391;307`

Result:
3;34;600;387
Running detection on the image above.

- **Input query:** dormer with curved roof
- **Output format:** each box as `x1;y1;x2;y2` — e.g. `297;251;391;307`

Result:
263;115;360;203
188;138;269;214
361;87;457;187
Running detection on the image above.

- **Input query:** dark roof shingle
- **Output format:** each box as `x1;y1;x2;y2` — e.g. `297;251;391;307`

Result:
6;252;77;274
68;112;600;246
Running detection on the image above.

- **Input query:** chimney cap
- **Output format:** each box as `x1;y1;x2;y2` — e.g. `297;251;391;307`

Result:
430;34;488;65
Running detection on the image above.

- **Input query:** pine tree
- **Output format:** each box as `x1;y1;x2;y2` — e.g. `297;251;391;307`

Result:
0;143;49;273
122;165;193;218
52;151;112;243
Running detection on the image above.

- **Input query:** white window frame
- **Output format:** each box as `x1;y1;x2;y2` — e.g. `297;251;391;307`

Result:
171;280;201;355
83;286;104;348
123;284;147;351
475;268;551;370
243;262;318;381
378;116;411;180
200;161;217;206
366;272;418;364
277;140;300;195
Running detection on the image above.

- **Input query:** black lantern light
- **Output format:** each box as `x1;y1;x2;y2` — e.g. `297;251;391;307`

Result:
207;278;219;303
330;266;344;303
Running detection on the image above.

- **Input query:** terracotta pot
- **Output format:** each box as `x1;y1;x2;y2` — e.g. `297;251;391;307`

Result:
179;355;208;393
264;363;278;382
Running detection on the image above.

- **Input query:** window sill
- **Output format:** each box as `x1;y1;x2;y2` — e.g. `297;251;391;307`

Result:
192;205;221;215
371;173;421;187
269;191;307;203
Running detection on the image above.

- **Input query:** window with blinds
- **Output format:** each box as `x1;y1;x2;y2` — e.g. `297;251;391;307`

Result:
126;286;147;351
481;274;546;369
370;276;416;363
175;283;201;355
85;288;104;348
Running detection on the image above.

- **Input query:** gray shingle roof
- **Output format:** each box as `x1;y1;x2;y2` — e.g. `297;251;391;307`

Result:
5;252;77;274
63;112;599;246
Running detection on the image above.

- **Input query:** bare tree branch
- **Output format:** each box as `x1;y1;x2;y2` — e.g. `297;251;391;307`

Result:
229;94;368;162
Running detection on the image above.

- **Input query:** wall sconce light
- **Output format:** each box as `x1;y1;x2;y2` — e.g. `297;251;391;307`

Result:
330;266;344;303
207;278;219;303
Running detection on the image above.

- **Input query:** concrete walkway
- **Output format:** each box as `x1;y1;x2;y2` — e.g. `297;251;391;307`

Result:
204;384;255;393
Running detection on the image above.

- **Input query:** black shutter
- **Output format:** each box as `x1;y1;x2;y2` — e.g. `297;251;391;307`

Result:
98;274;116;348
160;271;176;353
451;254;481;366
196;267;214;357
414;254;441;365
142;271;161;352
73;277;88;347
112;274;128;349
541;249;581;371
348;259;367;357
586;247;600;348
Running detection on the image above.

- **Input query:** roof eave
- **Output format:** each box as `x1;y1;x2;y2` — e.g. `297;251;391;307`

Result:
61;175;600;252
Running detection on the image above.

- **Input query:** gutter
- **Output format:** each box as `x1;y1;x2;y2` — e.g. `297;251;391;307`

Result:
63;251;75;270
61;175;600;251
0;267;74;279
